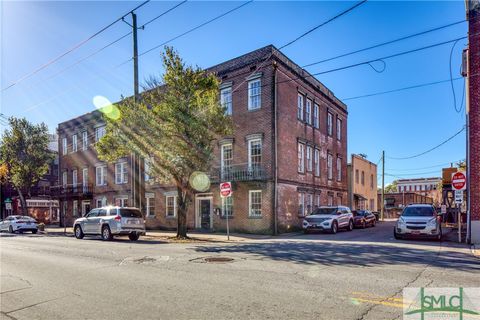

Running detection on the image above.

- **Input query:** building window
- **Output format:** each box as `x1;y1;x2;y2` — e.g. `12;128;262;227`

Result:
298;143;305;173
82;131;88;150
95;125;106;142
144;157;152;182
337;195;343;206
95;165;107;186
327;153;333;180
313;103;319;128
62;171;67;186
328;194;334;206
166;196;177;217
370;174;374;189
116;197;128;207
72;134;78;152
115;161;128;184
315;194;321;208
298;192;304;216
82;168;88;191
220;87;232;115
336;118;342;141
72;169;78;189
146;195;155;217
249;190;262;217
314;149;320;176
248;79;261;110
361;171;365;185
355;169;359;184
370;199;374;210
63;201;68;217
307;194;313;215
327;112;333;136
306;99;312;125
297;94;304;121
221;144;233;172
248;139;262;169
222;196;233;217
336;157;342;182
306;146;313;172
62;137;67;155
96;197;107;208
73;200;78;217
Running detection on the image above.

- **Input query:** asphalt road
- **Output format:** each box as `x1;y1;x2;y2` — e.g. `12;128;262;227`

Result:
1;222;479;320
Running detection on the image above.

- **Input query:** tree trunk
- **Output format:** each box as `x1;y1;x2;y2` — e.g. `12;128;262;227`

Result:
176;186;191;238
17;189;28;216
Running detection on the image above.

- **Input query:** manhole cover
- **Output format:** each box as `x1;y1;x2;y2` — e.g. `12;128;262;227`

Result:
190;256;235;263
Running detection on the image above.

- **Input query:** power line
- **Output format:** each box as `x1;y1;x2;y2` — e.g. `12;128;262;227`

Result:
139;0;188;28
385;171;442;177
387;126;466;160
387;160;464;171
302;20;465;68
1;1;151;93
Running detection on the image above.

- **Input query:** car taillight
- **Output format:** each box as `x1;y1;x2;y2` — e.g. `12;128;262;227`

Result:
114;215;122;221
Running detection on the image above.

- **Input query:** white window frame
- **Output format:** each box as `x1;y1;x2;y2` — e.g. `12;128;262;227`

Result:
220;86;233;115
248;139;262;169
96;165;107;186
306;99;312;125
327;153;333;180
313;103;319;128
62;171;67;186
314;149;320;176
327;112;333;136
249;190;262;217
248;79;261;110
72;169;78;187
328;194;334;206
221;196;233;217
146;195;155;217
221;144;233;172
166;196;177;217
73;200;78;217
72;134;78;152
82;131;88;150
337;118;342;140
336;157;342;182
297;94;304;121
306;146;312;172
116;197;128;207
62;137;67;155
115;161;128;184
95;125;106;142
316;194;321;208
298;143;305;173
298;192;305;216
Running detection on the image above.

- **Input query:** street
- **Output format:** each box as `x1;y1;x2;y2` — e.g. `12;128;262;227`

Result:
1;221;479;320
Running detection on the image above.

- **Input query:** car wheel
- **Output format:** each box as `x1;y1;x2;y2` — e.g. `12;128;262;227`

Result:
331;221;338;234
372;220;376;227
347;219;354;231
74;225;84;239
101;225;113;241
9;226;14;234
32;229;37;234
129;233;140;241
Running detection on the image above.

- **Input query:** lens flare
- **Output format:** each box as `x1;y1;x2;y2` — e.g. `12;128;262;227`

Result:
189;171;210;192
93;95;120;120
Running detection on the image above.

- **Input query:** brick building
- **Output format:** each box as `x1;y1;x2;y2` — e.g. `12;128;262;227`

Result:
347;154;377;211
395;177;442;207
377;192;433;219
466;0;480;243
54;45;348;234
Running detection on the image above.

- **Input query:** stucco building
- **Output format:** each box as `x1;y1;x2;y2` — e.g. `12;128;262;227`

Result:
347;154;377;211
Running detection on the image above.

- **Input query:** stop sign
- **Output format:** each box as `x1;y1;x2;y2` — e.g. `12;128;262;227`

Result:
220;182;232;197
452;171;466;190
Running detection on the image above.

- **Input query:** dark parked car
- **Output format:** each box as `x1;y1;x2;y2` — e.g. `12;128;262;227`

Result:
352;210;376;228
372;211;380;221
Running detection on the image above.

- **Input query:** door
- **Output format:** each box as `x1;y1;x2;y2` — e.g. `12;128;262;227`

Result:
83;209;98;233
82;201;91;217
200;199;211;229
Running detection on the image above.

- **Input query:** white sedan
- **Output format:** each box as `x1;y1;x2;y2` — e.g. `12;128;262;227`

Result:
0;215;38;234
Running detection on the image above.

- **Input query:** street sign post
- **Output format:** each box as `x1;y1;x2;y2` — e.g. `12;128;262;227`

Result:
455;190;464;204
441;204;447;214
220;182;232;240
451;171;466;243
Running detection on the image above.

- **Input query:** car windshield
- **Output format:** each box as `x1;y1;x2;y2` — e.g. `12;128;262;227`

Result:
21;216;35;221
353;211;366;216
402;206;435;217
119;209;143;218
310;207;337;215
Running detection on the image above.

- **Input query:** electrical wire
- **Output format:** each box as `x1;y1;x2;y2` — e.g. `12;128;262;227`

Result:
387;160;464;171
1;0;151;92
139;0;188;28
449;39;463;113
387;126;466;160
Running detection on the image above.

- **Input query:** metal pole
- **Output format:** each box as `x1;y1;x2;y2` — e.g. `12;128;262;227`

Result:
132;12;139;101
465;46;471;244
226;199;230;241
381;150;385;221
458;203;462;243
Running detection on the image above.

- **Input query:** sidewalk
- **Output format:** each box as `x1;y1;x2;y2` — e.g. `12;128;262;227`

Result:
43;226;288;242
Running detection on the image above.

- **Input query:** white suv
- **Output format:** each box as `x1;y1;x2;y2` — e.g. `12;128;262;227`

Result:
394;204;442;241
73;206;146;241
303;206;354;234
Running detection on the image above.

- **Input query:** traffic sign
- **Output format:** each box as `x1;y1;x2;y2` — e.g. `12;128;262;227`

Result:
5;203;12;210
452;171;466;190
454;190;464;204
220;182;232;198
440;204;447;214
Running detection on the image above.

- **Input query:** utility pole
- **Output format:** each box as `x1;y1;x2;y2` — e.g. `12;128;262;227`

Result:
381;150;385;221
132;12;139;101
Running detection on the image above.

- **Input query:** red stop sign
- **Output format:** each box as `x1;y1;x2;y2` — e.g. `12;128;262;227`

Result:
220;182;232;197
452;171;466;190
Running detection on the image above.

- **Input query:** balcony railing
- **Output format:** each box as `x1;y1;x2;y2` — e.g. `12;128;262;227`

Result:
210;164;267;183
50;183;93;198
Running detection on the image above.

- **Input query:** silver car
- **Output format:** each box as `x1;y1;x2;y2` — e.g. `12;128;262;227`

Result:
73;206;145;241
0;215;38;234
394;204;442;241
303;206;354;234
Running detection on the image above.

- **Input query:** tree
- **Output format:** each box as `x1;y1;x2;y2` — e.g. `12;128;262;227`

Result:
96;47;232;238
384;180;398;193
0;118;54;215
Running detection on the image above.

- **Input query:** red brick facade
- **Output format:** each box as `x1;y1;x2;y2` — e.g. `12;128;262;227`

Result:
55;45;348;234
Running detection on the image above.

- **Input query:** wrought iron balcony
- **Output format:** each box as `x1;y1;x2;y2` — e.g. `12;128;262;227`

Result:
210;164;267;183
50;183;93;198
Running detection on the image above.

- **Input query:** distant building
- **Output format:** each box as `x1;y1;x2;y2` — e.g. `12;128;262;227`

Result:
377;192;433;218
395;177;441;206
347;154;377;211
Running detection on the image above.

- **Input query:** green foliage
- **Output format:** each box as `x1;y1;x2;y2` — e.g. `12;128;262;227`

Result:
96;46;233;237
385;180;398;193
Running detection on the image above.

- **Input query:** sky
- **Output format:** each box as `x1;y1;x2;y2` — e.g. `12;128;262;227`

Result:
0;0;469;185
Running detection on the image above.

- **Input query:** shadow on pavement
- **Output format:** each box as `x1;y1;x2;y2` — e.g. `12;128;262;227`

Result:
193;241;480;271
